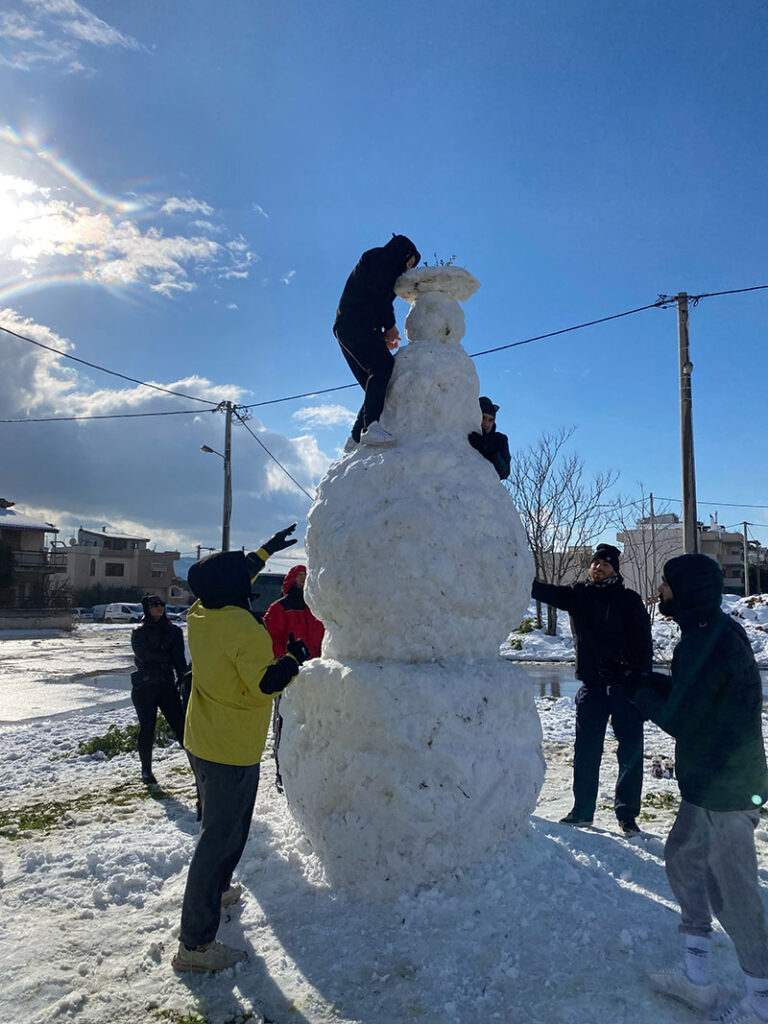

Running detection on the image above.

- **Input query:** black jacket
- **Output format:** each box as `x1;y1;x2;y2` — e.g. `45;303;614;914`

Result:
531;576;653;684
470;425;511;480
333;235;420;336
633;554;767;811
131;614;187;687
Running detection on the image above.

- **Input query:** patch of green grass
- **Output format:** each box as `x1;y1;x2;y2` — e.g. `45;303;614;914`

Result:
516;617;535;634
0;780;187;839
154;1012;259;1024
642;791;679;810
77;715;177;759
507;636;523;651
155;1012;209;1024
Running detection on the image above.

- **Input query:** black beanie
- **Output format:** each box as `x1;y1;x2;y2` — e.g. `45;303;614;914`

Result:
479;396;499;416
593;543;621;573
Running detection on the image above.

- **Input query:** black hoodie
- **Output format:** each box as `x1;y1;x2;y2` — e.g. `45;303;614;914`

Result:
634;553;768;811
131;598;187;685
333;234;421;335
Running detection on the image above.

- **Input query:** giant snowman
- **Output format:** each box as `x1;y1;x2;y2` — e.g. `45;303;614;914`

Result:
279;265;544;896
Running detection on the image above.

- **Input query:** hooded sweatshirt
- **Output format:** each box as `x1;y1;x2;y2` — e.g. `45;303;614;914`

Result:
130;597;187;686
634;553;768;811
333;234;420;336
263;564;325;659
184;548;300;766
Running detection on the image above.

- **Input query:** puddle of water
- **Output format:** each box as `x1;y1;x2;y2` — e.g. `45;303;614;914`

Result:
0;671;133;724
518;662;768;702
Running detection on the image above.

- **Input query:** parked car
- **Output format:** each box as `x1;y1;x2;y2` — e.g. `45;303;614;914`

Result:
72;607;94;620
165;604;189;621
104;602;143;623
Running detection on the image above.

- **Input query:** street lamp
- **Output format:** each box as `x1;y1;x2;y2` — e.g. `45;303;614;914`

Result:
199;401;233;552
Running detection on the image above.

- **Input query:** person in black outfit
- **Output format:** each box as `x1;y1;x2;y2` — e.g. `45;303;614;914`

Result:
620;555;768;1021
468;395;511;480
531;543;652;834
130;595;188;785
334;233;420;449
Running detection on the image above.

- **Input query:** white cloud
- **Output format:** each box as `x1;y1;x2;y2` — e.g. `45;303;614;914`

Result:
252;204;269;219
0;310;332;553
226;303;238;310
1;0;144;72
281;269;296;285
292;404;356;429
161;197;214;217
0;161;258;295
0;12;41;41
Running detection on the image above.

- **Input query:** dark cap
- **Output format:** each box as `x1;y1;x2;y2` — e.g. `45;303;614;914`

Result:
479;396;499;416
592;544;621;573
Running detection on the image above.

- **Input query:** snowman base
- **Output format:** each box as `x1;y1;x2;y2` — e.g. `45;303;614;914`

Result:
279;657;544;896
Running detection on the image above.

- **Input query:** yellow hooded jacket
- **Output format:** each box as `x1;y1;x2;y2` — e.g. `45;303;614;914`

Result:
184;547;297;766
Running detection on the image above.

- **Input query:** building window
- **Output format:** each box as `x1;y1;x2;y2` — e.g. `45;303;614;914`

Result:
89;558;96;577
105;563;124;577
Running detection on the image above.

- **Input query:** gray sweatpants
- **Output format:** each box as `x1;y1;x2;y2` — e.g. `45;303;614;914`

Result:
665;799;768;977
179;755;261;949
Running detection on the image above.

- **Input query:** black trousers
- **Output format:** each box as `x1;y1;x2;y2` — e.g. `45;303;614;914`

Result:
130;678;186;774
180;756;261;948
572;683;644;821
336;325;394;441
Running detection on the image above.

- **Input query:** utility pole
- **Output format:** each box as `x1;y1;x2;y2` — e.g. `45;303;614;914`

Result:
677;293;698;554
196;544;201;561
757;541;762;595
649;491;658;594
222;401;233;553
743;522;751;597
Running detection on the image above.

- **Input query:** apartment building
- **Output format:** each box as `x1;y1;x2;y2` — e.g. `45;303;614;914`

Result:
65;527;180;601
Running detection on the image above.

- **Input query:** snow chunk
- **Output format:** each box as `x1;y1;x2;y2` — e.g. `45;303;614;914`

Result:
394;265;480;303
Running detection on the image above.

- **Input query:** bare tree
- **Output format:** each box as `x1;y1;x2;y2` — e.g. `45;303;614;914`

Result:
505;427;618;635
611;488;678;617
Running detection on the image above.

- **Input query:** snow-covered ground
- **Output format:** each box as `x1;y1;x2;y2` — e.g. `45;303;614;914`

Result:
1;625;768;1024
501;594;768;666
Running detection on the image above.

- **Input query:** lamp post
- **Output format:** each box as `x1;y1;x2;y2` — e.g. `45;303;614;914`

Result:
200;402;233;552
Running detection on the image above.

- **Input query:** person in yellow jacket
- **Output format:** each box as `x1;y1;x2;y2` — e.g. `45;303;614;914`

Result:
172;524;310;974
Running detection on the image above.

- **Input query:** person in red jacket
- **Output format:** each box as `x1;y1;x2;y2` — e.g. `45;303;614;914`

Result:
263;565;324;791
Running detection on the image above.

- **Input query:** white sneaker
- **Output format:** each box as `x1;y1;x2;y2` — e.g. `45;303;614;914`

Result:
360;422;395;446
708;999;764;1024
342;436;359;454
171;939;247;973
648;967;719;1013
221;883;243;907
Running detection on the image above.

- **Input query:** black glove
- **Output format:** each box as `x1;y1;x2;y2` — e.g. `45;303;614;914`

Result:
286;632;311;665
468;431;485;453
262;523;298;556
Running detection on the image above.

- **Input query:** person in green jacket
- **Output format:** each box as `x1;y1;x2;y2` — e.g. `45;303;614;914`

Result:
172;524;310;974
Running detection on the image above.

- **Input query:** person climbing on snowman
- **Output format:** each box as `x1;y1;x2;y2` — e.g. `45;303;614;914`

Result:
333;234;420;451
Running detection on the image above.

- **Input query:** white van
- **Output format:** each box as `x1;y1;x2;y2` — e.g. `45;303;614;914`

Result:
104;602;143;623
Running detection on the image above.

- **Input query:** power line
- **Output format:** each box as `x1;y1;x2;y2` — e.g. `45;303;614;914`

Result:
0;321;222;406
0;407;211;424
240;383;358;410
656;496;768;511
468;297;677;358
233;410;315;502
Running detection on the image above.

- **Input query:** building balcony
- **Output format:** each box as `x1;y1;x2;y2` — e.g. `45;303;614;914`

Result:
14;549;68;573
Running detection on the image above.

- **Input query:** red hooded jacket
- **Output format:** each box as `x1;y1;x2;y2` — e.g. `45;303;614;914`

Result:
263;565;325;659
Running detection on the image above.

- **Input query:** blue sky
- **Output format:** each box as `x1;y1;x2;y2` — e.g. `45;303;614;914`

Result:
1;0;766;566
